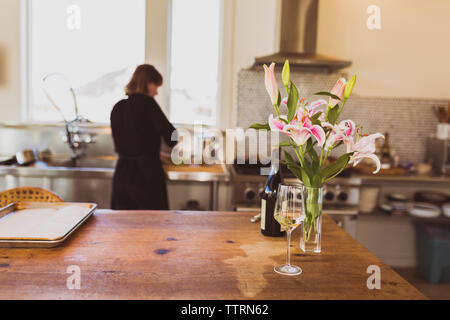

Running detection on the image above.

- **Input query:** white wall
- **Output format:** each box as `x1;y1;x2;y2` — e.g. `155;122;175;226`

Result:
317;0;450;99
0;0;280;128
1;0;449;125
228;0;279;128
0;0;22;122
145;0;170;113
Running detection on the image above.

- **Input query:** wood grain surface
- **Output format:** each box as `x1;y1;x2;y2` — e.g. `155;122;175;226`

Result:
0;210;426;300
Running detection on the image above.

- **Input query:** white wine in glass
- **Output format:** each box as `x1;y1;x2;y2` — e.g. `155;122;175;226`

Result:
273;183;305;276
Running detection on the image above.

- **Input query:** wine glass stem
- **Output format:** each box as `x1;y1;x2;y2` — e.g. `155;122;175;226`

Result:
286;228;292;267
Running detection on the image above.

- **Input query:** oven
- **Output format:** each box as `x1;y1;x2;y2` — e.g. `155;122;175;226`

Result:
230;161;361;238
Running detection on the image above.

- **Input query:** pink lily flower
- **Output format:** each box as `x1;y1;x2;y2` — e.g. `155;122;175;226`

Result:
329;78;347;107
292;99;326;124
283;125;313;146
268;114;287;131
322;120;355;150
305;123;326;147
337;120;356;137
264;63;278;106
268;112;325;147
308;99;327;117
346;133;384;173
325;129;345;150
286;116;325;147
282;98;325;116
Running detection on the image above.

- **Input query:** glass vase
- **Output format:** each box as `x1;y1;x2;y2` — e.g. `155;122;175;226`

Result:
300;186;323;253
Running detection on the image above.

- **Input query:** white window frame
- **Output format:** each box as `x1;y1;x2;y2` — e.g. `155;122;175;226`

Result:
20;0;234;128
166;0;227;127
20;0;149;124
20;0;32;122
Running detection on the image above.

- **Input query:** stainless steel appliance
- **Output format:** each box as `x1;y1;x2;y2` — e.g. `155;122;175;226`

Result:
230;161;361;237
0;123;230;210
426;137;450;175
252;0;351;71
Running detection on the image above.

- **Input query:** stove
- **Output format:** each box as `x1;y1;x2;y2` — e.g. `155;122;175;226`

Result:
229;161;362;237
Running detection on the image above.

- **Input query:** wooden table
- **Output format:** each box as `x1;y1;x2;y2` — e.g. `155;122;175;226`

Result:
0;210;426;299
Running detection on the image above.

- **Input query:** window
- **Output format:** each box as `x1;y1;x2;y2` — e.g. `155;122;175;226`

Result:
28;0;145;123
168;0;221;126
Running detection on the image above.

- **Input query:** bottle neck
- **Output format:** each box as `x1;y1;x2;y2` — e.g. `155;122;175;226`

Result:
270;148;282;178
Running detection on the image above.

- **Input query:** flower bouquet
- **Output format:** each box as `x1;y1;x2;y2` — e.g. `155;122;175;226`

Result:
250;60;384;252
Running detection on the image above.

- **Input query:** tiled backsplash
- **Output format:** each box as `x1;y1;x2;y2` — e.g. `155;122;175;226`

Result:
236;68;447;164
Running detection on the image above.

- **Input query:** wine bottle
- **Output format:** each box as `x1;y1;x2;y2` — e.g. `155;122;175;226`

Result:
260;150;285;237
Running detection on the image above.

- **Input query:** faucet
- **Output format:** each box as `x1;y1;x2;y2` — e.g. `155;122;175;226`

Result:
62;118;96;161
42;73;96;162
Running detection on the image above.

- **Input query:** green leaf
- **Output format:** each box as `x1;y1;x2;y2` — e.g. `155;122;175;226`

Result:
306;140;318;161
278;141;291;147
326;104;340;124
344;75;356;99
284;149;311;187
287;164;311;187
283;150;295;163
281;160;301;169
311;112;322;120
308;146;320;166
311;175;322;188
287;82;299;122
278;140;297;148
305;142;321;185
321;153;351;183
273;90;281;115
282;60;290;88
311;117;322;126
249;123;270;130
299;168;311;187
286;164;301;179
299;155;314;183
314;91;341;101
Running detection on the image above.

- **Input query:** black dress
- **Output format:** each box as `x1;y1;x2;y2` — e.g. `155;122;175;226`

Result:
110;93;177;210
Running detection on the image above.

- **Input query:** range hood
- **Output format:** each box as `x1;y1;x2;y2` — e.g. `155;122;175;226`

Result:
253;0;351;72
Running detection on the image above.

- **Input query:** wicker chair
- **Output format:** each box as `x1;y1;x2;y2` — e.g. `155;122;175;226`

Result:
0;187;63;207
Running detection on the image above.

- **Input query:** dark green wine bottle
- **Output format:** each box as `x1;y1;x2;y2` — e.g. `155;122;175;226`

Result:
260;150;285;237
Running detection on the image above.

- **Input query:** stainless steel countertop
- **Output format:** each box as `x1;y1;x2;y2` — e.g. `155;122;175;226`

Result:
354;173;450;185
0;162;447;185
0;163;230;182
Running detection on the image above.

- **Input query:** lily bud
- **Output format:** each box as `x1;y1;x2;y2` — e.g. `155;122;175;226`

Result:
344;75;356;99
263;63;278;106
282;60;290;88
329;78;347;107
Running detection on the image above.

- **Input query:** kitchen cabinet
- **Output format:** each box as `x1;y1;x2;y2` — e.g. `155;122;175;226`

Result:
0;163;230;210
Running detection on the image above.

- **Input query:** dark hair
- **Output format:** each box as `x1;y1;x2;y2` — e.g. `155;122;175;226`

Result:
125;64;163;95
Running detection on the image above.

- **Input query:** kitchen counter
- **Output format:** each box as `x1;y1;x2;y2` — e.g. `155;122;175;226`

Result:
0;210;425;299
0;163;229;182
0;163;229;210
354;173;450;184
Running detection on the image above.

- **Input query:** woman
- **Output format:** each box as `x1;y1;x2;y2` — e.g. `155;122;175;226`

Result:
110;64;177;210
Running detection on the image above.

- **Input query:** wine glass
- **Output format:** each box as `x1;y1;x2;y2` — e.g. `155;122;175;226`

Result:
273;183;305;276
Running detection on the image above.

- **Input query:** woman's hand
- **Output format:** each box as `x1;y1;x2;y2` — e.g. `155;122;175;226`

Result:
160;151;172;165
